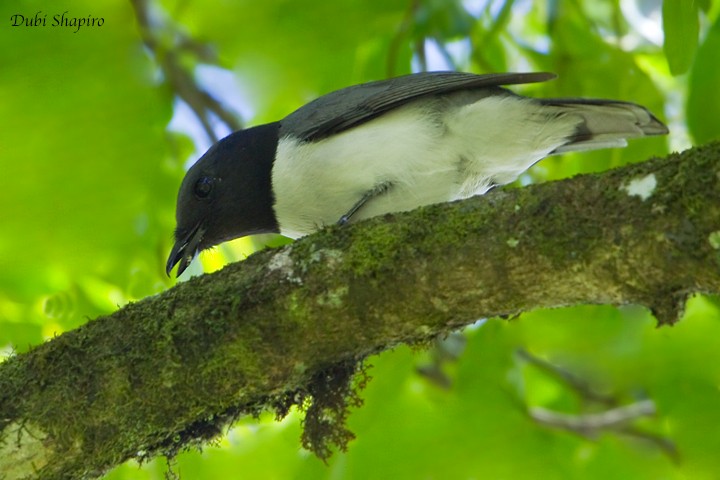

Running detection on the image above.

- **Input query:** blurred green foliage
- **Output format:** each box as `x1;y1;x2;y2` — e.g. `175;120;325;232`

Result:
662;0;699;75
1;0;719;479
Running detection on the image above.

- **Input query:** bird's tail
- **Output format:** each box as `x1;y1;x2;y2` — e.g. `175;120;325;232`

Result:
541;99;668;154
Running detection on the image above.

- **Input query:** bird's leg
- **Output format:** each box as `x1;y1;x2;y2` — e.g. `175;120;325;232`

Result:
337;181;392;225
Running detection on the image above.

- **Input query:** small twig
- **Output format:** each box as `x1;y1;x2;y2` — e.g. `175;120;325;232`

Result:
471;0;515;72
621;425;680;463
387;0;421;76
530;400;656;436
477;0;515;46
519;349;677;462
159;52;218;142
516;348;616;405
416;332;467;389
433;40;457;71
414;37;427;72
129;0;242;142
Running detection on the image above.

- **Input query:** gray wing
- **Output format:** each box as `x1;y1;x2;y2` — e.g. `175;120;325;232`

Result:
279;71;556;141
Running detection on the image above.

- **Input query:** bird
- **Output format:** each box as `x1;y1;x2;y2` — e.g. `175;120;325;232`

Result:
166;71;668;277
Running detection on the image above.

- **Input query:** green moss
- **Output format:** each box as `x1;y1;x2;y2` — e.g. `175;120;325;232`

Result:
709;231;720;250
345;220;404;276
317;286;349;308
300;360;367;462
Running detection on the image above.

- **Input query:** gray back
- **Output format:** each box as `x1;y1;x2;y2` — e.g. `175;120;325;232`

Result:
279;71;555;141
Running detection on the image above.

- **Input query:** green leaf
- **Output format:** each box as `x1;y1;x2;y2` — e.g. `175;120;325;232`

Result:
413;0;475;39
687;13;720;143
662;0;700;75
696;0;712;13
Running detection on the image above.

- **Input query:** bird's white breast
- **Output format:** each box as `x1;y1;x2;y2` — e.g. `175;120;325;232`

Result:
272;94;580;238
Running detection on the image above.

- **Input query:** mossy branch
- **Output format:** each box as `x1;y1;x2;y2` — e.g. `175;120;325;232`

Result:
2;143;720;479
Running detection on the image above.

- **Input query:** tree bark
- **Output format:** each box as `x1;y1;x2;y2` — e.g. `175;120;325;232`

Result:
1;143;719;479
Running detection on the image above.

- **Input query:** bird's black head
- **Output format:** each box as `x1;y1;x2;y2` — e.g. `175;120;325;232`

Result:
166;122;281;277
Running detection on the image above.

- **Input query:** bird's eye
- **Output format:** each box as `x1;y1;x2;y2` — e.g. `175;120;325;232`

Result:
194;177;214;199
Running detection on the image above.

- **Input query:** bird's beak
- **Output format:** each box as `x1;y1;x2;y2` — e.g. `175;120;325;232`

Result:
166;223;205;277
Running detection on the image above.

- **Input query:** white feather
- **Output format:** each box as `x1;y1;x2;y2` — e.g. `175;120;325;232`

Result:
272;95;581;238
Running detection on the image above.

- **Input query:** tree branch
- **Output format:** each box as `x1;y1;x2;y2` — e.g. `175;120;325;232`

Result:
529;400;656;434
130;0;243;141
517;349;677;460
2;143;720;479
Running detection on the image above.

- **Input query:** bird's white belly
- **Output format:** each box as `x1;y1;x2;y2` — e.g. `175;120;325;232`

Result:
272;95;579;238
